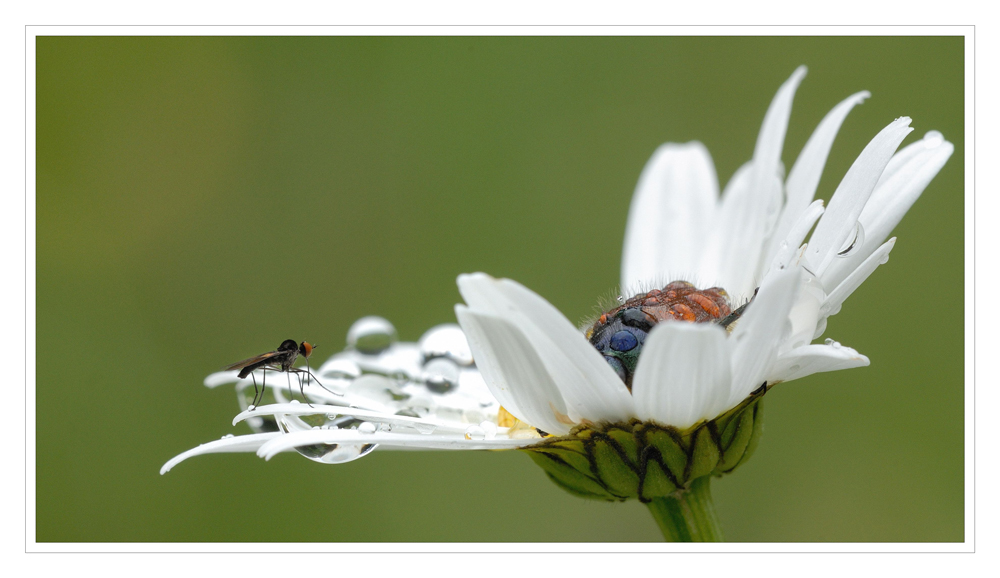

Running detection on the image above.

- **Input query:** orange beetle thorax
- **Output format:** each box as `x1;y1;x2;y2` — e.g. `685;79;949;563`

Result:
586;281;732;389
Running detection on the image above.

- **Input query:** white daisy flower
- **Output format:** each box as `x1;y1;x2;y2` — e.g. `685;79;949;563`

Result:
162;66;952;521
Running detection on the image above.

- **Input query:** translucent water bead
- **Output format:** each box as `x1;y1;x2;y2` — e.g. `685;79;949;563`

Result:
346;316;398;355
419;324;474;366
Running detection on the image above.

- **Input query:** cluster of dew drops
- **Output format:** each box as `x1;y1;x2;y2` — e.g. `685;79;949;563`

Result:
233;316;502;464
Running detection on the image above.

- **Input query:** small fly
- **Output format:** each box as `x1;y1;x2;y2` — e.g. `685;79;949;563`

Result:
222;339;340;409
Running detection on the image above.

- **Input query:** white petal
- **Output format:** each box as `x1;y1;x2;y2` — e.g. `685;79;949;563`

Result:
700;68;806;297
256;429;533;461
822;133;953;288
784;268;827;352
731;66;808;286
751;66;807;191
457;274;634;423
232;403;472;433
768;343;869;383
160;433;280;474
702;167;783;299
204;371;240;388
620;142;720;293
822;238;896;318
455;306;573;435
768;199;825;274
728;266;803;407
631;322;732;429
696;162;753;289
769;91;869;260
865;137;953;237
807;117;913;277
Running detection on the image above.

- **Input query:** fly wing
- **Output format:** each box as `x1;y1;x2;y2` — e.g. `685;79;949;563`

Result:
221;350;283;371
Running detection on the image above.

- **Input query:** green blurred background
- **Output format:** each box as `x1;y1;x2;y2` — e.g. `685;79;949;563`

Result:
36;36;964;542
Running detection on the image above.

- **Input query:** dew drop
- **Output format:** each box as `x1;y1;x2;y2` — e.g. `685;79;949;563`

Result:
346;375;400;405
836;222;865;258
880;254;890;265
222;433;234;439
320;358;362;380
824;338;835;345
248;404;256;411
421;358;460;394
479;421;498;440
419;324;474;366
293;442;379;464
289;399;300;405
357;421;376;434
346;316;398;354
414;422;436;435
464;425;487;441
923;130;944;148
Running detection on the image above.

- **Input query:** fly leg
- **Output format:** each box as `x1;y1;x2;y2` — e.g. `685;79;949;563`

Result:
249;372;261;410
290;367;342;398
257;367;267;408
294;371;314;408
285;371;294;404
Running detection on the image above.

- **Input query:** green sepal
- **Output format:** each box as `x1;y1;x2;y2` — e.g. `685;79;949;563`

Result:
716;404;754;472
687;425;721;480
526;450;618;500
522;387;767;502
592;439;641;496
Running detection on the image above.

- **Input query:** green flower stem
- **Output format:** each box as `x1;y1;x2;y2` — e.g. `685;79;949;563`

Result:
645;476;723;542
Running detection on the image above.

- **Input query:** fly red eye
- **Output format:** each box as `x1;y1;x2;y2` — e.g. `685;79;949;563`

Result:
301;342;314;357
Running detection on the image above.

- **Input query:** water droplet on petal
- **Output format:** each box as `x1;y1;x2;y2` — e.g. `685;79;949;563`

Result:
414;422;436;435
616;295;625;305
293;442;379;464
289;399;300;405
347;316;397;354
222;433;234;439
421;358;460;394
357;421;376;434
248;404;256;411
824;338;835;345
479;421;498;440
923;130;944;148
465;425;486;441
837;222;866;258
419;324;474;366
320;358;362;380
346;374;400;405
